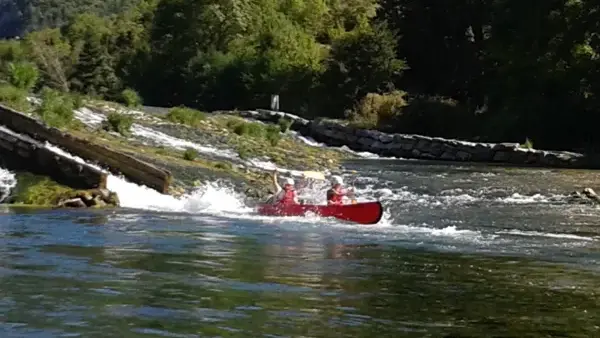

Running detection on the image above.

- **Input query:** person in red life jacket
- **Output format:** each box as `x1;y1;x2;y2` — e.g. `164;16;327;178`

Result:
326;175;354;205
269;170;299;205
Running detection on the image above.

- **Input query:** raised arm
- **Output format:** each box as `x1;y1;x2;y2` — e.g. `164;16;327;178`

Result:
272;170;282;192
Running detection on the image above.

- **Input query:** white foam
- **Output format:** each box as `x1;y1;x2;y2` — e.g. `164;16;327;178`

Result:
0;168;17;202
497;229;596;241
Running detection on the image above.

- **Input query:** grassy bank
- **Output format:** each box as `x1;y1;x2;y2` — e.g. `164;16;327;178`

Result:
8;172;74;206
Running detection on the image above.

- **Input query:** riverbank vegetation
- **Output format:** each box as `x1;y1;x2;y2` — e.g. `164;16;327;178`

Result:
2;0;599;152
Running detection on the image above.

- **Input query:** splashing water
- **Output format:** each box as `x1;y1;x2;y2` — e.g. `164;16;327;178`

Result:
44;143;251;214
0;168;17;202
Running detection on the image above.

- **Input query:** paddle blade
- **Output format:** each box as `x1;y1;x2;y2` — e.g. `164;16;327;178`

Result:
302;171;326;180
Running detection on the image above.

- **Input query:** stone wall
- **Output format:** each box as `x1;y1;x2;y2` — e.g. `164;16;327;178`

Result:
0;104;172;192
233;109;599;169
0;128;107;189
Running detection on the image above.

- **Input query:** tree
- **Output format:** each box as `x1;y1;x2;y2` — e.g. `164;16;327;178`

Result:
319;23;406;116
24;28;72;92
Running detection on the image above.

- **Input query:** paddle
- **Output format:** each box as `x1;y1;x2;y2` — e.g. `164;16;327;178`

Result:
273;168;326;180
301;170;326;180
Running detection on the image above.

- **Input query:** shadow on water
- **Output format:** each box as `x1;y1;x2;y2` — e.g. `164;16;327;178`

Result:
0;211;599;337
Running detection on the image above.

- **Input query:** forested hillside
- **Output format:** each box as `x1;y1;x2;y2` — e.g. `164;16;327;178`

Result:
1;0;600;151
0;0;139;37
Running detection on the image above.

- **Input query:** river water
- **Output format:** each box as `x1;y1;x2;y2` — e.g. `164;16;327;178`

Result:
1;159;600;337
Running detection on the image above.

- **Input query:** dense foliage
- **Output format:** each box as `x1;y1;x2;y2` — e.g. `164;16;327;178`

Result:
1;0;600;151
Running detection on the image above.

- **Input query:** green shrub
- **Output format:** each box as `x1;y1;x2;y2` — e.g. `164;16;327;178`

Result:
70;92;86;109
237;146;251;160
154;146;169;156
277;117;293;133
346;90;407;129
121;88;142;108
166;106;206;126
36;88;74;128
183;148;198;161
102;112;134;136
10;172;73;205
7;61;39;91
230;121;266;137
520;137;534;149
0;84;29;111
265;124;282;146
214;162;233;170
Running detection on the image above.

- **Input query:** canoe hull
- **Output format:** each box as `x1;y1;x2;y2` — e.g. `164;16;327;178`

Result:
256;201;383;225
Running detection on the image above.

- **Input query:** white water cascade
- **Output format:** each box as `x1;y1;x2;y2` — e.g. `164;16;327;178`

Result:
0;168;17;202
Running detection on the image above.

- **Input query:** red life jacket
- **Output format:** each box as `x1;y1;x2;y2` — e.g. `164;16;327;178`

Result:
278;188;296;205
327;188;344;205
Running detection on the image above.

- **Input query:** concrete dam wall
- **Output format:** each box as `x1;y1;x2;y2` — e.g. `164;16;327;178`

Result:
0;125;107;190
0;104;172;193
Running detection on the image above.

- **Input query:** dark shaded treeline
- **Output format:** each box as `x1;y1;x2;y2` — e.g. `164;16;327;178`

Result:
1;0;600;151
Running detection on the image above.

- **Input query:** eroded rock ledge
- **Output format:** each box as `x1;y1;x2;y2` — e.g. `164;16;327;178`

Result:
230;109;597;169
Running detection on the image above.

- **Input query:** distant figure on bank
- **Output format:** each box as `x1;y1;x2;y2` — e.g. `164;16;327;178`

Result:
326;175;354;205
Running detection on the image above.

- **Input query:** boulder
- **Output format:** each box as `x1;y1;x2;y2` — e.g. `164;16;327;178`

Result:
56;189;120;208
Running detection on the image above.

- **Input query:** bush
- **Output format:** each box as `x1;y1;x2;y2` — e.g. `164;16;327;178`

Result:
102;112;134;136
70;92;85;109
265;124;282;146
7;61;39;91
10;172;73;205
234;122;265;137
237;148;250;160
166;106;206;126
346;91;407;129
277;117;293;133
214;162;233;170
226;119;283;146
0;84;29;111
520;137;534;149
36;88;74;128
121;88;142;108
183;148;198;161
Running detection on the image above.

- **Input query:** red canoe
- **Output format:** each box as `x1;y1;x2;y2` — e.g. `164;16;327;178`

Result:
256;201;383;225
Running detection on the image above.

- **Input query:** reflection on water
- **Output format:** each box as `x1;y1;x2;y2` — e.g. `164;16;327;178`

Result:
0;211;599;337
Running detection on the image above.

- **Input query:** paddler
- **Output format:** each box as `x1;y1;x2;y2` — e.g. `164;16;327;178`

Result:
269;170;299;205
326;175;354;205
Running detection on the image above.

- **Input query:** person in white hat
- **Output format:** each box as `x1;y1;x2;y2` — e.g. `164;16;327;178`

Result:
269;170;299;205
326;175;354;205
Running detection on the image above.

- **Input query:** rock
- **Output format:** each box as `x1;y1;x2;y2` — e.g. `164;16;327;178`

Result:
583;187;600;203
105;192;120;206
92;195;107;208
58;197;87;208
97;189;111;199
456;151;471;161
78;191;94;203
220;109;596;169
440;151;456;160
567;187;600;204
492;151;511;162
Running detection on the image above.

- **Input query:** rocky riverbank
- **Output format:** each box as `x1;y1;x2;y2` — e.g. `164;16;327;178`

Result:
226;109;598;169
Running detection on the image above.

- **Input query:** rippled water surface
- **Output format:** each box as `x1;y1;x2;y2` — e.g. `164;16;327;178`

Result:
2;161;600;337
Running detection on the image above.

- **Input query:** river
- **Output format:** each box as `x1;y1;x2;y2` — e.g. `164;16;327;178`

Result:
1;159;600;337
